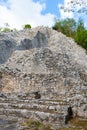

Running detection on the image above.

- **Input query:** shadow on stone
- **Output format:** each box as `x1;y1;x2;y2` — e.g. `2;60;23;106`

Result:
0;39;16;64
65;106;73;124
33;91;41;99
17;31;47;50
0;92;7;98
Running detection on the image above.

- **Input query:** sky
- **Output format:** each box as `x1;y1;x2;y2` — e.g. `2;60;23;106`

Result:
0;0;86;29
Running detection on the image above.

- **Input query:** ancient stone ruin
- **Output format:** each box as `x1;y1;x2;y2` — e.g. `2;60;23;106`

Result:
0;26;87;129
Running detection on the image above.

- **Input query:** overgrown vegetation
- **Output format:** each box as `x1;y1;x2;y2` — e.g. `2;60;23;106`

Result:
53;18;87;50
20;117;87;130
53;18;77;38
2;28;11;32
0;23;31;33
0;19;87;51
21;119;52;130
23;24;31;29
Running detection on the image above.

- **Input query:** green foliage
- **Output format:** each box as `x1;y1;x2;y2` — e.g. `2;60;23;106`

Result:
21;119;52;130
75;30;87;50
53;18;77;38
77;18;85;32
2;28;10;32
24;24;31;29
53;18;87;50
0;27;2;31
75;18;87;50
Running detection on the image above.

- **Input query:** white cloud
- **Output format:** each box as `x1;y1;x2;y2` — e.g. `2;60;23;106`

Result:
0;0;55;29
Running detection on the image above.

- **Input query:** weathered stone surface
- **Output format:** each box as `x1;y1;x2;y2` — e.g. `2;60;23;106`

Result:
0;26;87;129
0;34;16;64
20;31;47;50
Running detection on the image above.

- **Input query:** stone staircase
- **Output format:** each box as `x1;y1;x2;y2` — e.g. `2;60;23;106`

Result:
0;94;70;130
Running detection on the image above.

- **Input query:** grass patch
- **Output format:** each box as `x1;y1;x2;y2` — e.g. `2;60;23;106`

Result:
21;117;87;130
21;119;52;130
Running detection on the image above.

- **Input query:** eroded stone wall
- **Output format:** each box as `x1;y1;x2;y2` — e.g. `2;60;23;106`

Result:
0;27;87;119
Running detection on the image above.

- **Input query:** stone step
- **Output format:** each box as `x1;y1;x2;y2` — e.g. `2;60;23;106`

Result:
0;116;18;130
0;108;65;124
0;98;69;105
0;102;68;114
0;97;68;125
0;97;69;115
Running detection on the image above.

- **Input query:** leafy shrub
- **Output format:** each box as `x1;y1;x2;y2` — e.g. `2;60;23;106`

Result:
2;28;10;32
21;119;52;130
24;24;31;29
52;18;77;38
75;30;87;50
53;18;87;50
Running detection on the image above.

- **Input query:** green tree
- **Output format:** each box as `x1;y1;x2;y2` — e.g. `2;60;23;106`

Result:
0;27;2;32
77;18;85;32
53;18;87;50
23;24;31;29
75;19;87;50
53;18;77;38
2;23;11;32
75;30;87;50
52;20;62;32
2;28;10;32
